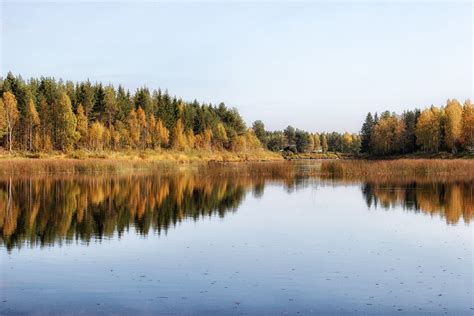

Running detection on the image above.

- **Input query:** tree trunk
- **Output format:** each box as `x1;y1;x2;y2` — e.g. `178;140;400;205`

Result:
8;129;12;152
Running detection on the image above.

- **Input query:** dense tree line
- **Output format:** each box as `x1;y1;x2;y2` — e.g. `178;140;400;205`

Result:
251;120;361;154
1;73;472;157
360;99;474;155
0;73;261;153
252;99;473;156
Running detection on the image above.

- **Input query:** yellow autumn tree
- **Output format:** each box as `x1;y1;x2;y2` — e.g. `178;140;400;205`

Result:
195;127;213;150
155;118;169;148
371;115;405;155
108;125;121;150
245;129;262;150
54;92;79;151
231;129;262;152
2;92;20;152
0;99;7;142
321;134;328;153
172;119;187;151
103;126;111;149
214;123;228;149
313;134;321;152
25;98;41;151
89;121;105;150
416;107;441;152
444;99;463;153
461;100;474;150
136;106;147;149
186;129;196;149
342;132;353;153
147;114;156;148
114;121;129;148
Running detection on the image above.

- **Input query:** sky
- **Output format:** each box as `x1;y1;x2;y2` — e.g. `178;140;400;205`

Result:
1;1;472;132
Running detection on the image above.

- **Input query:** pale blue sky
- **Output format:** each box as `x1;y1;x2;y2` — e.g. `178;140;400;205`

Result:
1;1;472;132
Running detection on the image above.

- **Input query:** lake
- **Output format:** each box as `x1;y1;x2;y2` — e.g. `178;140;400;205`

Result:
0;161;473;315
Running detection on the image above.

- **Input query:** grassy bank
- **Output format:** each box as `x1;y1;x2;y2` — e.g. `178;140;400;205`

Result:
0;149;283;175
319;159;474;180
285;151;474;160
360;152;474;160
283;151;342;160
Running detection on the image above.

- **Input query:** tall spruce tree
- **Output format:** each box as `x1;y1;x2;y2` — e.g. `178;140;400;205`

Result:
360;112;374;153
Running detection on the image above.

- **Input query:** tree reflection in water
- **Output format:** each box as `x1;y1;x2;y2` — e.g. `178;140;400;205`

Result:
1;167;473;251
362;181;474;225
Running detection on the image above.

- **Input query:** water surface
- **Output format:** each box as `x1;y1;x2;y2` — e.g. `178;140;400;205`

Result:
1;162;472;315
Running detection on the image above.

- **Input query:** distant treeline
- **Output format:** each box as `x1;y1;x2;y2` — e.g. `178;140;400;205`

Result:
0;73;472;156
251;121;360;154
0;73;261;153
251;100;474;155
359;100;474;155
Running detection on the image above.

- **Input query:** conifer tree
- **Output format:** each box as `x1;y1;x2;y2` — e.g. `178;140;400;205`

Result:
252;120;267;147
402;110;419;153
77;80;95;116
360;112;374;153
37;96;52;151
103;86;117;127
284;126;296;149
128;108;140;148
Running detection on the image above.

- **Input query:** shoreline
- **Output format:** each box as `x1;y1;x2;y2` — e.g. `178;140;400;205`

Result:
1;149;472;164
0;149;283;162
284;152;474;160
0;149;284;175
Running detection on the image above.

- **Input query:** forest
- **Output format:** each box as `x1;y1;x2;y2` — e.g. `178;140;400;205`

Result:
247;100;474;156
358;101;474;156
0;72;473;157
0;73;261;154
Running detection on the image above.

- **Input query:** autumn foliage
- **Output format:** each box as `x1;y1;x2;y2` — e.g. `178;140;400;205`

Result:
0;73;263;153
361;99;474;155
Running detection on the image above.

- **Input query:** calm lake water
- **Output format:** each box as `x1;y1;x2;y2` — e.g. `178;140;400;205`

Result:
0;162;473;315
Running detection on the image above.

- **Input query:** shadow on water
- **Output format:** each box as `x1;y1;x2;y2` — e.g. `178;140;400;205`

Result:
1;161;473;250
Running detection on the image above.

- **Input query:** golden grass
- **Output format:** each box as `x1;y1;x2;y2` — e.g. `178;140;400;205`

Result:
1;149;473;183
284;152;340;160
319;159;474;183
0;149;283;175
